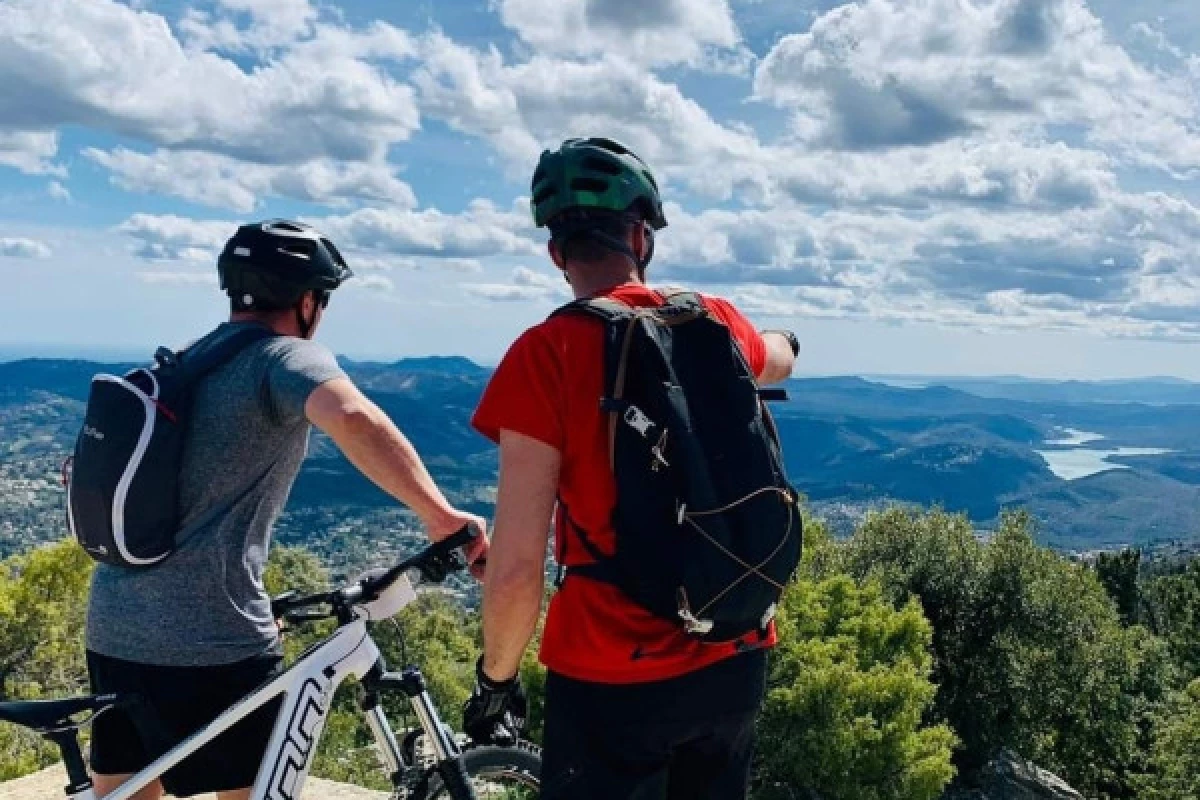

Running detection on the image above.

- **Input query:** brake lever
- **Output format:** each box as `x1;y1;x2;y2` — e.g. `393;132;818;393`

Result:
418;549;467;583
270;590;299;619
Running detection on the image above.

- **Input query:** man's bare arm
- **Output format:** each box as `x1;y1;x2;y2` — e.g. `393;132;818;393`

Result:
480;430;560;681
305;378;486;554
759;332;797;386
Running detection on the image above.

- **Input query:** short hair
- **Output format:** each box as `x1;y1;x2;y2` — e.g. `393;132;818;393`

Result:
549;209;638;265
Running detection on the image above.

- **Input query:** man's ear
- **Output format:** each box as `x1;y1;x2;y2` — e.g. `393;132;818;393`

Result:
630;223;648;262
548;239;566;270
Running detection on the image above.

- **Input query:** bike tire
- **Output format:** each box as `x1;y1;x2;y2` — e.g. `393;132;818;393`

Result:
420;740;542;799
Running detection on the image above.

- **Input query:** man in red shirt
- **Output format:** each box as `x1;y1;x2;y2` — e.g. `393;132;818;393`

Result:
463;138;799;799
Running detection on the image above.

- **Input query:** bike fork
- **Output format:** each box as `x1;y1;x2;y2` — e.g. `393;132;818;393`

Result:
366;664;478;800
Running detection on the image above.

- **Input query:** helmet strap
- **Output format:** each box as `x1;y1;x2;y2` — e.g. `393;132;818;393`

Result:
637;225;655;278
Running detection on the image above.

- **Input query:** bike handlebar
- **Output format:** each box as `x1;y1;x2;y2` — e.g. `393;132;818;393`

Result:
271;525;479;622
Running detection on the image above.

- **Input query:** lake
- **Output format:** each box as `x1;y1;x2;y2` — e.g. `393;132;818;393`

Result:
1037;429;1171;480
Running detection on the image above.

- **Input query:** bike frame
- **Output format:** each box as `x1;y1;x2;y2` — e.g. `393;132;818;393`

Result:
68;576;452;800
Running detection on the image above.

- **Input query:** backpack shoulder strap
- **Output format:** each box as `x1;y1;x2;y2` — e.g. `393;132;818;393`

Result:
660;289;705;315
548;296;636;322
175;325;277;384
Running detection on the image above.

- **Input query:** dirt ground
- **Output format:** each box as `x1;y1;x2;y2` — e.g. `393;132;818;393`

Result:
0;765;388;800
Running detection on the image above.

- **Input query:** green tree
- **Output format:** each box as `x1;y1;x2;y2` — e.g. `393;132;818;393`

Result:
1139;680;1200;800
0;541;94;779
1095;549;1142;626
754;575;957;800
1141;559;1200;681
841;508;1169;798
0;540;93;700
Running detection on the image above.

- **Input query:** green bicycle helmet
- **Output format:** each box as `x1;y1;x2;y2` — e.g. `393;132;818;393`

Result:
531;138;667;230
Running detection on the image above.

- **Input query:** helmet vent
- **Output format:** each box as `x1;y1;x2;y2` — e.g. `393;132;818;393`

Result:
278;241;314;259
571;177;609;193
591;137;631;155
584;157;622;176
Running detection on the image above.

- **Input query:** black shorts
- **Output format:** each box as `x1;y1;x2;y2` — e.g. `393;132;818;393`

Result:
87;649;284;797
540;650;767;800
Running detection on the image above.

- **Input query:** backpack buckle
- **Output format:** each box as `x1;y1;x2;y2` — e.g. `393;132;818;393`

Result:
622;405;656;438
676;588;714;635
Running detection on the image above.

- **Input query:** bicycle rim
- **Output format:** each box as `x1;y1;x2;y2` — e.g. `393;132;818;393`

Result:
421;743;541;800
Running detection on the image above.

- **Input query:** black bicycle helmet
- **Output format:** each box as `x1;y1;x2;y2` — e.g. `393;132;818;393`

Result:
218;220;353;311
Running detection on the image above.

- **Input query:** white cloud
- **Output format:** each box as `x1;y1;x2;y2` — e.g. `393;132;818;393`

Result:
0;130;64;176
497;0;744;68
651;188;1200;338
85;148;416;212
462;283;549;302
47;181;71;201
0;237;52;259
313;199;540;259
0;0;419;167
413;36;761;191
180;0;318;52
753;0;1200;174
117;214;236;263
463;265;568;303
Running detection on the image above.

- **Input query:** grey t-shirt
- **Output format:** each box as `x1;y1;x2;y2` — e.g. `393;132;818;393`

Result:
86;323;346;666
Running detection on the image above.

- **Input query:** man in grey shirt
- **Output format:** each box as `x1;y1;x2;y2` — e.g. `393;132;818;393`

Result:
85;220;487;800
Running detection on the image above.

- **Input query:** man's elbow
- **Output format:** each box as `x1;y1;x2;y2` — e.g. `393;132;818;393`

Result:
760;354;795;385
485;554;545;597
315;395;381;441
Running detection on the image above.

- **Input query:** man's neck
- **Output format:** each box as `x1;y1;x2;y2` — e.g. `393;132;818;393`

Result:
230;311;300;337
566;262;643;299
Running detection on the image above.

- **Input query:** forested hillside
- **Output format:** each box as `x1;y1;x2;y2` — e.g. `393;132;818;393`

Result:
2;510;1198;799
6;358;1200;562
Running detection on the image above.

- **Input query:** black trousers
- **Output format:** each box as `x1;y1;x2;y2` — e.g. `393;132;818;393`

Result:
540;650;767;800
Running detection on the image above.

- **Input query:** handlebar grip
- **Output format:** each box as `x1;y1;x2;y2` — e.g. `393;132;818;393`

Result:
439;524;478;553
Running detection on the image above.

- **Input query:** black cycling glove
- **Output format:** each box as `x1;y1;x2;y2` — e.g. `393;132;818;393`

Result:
762;328;800;357
462;657;527;746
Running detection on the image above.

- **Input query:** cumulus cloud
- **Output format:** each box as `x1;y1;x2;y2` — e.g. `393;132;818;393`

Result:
313;199;540;259
117;214;236;263
179;0;319;52
0;0;419;167
653;187;1200;338
413;36;762;192
0;130;63;176
85;148;416;212
47;181;71;201
497;0;744;68
753;0;1200;173
463;265;568;303
0;237;52;259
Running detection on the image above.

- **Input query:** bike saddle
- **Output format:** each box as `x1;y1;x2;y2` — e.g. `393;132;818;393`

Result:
0;693;123;732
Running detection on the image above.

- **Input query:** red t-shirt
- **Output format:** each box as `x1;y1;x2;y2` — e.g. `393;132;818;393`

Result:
472;283;777;684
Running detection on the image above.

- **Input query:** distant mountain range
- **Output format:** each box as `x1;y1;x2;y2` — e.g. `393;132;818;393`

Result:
3;357;1200;559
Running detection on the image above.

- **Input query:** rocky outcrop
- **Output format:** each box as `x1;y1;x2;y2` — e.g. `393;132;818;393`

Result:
0;765;387;800
945;750;1086;800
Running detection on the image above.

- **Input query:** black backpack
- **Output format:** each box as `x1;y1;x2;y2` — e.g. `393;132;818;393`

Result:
555;291;802;643
66;325;276;568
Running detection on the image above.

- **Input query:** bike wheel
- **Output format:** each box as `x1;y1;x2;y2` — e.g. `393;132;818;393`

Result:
422;740;541;799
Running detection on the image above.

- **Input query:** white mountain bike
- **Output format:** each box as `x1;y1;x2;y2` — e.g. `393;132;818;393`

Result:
0;528;540;800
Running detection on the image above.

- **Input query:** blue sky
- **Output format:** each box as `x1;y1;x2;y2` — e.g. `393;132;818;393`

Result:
5;0;1200;377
